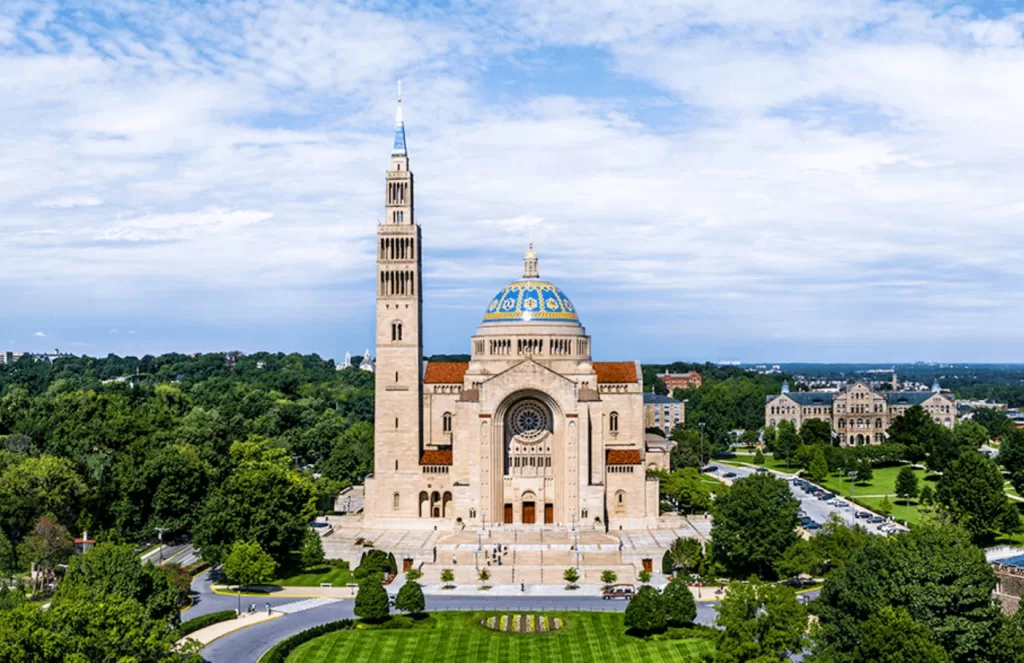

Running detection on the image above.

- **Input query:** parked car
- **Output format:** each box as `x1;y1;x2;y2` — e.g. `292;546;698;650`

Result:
704;465;719;473
834;500;849;507
855;511;870;519
805;521;821;531
819;493;836;501
723;472;737;478
868;516;884;524
602;584;635;600
755;467;768;474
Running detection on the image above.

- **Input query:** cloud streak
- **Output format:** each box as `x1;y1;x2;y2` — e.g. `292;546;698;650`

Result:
1;0;1023;361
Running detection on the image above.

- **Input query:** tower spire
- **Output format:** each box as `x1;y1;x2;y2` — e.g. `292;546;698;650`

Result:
392;79;407;156
523;243;539;279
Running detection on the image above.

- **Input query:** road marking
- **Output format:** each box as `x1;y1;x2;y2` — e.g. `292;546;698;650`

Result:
274;598;342;614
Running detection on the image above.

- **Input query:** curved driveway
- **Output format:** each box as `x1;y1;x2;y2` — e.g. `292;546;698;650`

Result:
193;572;729;662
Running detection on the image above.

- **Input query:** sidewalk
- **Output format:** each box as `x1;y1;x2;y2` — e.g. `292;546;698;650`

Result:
179;611;281;646
211;584;357;599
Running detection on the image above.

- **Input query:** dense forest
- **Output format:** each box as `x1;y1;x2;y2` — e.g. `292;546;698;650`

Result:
0;352;374;571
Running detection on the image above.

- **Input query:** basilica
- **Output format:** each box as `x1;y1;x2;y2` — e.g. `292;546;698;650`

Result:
363;92;672;532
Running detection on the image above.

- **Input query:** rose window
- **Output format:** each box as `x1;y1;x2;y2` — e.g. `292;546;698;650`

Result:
509;401;549;443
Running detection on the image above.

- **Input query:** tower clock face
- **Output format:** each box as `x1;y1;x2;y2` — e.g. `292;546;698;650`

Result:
509;400;550;443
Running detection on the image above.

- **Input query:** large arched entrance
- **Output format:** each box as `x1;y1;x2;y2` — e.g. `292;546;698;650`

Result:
496;393;560;525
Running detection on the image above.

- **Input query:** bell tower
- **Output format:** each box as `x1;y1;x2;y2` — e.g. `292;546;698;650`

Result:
370;81;423;517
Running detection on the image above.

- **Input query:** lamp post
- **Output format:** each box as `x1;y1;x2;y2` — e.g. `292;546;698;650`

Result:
699;422;706;468
477;530;482;551
155;527;165;564
847;471;857;525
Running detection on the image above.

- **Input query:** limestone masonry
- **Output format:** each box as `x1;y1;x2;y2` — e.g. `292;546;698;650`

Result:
362;89;672;532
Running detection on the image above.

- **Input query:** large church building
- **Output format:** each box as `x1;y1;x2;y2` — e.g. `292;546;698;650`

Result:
363;93;672;532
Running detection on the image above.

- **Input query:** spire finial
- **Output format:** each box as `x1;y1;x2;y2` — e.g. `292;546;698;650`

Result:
523;243;539;279
392;80;407;156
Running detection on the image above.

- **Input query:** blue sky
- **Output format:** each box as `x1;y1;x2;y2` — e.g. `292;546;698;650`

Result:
2;0;1024;363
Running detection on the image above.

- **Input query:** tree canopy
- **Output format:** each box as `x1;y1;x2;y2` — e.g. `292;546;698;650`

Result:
711;473;800;578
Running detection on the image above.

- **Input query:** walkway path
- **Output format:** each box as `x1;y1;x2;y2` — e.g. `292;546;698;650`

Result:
180;610;281;646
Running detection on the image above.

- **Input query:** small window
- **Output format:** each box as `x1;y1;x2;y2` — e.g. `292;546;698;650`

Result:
610;411;619;433
443;412;453;433
393;493;400;508
618;493;623;504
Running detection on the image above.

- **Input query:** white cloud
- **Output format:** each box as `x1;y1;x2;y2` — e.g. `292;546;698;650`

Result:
1;0;1024;359
38;196;103;208
33;331;45;337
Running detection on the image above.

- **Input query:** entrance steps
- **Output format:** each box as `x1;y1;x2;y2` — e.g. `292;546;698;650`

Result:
415;563;638;586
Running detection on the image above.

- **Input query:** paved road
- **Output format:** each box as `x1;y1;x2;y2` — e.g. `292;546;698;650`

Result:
709;463;895;535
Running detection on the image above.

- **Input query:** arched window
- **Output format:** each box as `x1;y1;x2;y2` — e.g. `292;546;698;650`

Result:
393;493;400;509
392;322;402;342
443;412;453;433
419;491;428;518
610;411;619;433
875;418;882;429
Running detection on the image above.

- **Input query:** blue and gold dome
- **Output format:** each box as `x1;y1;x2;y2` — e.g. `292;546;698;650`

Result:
482;245;580;325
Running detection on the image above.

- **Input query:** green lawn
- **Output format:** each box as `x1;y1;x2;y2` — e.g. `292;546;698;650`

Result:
855;496;931;527
817;465;932;499
270;563;355;587
287;612;714;663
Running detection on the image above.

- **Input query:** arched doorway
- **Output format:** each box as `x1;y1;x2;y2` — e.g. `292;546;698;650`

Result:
522;491;537;524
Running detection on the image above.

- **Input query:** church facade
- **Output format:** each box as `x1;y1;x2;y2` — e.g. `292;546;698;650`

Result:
363;93;672;531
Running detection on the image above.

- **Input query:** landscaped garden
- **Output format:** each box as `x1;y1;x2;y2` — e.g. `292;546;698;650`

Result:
285;612;714;662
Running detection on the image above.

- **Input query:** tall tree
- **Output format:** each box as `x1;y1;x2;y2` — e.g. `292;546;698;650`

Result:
714;580;807;663
936;451;1019;541
775;420;801;467
808;448;829;483
624;585;665;635
814;523;1003;663
662;577;697;627
222;540;276;590
847;606;950;663
711;473;800;578
895;467;919;508
394;577;425;614
0;456;87;538
354;575;389;622
801;419;833;447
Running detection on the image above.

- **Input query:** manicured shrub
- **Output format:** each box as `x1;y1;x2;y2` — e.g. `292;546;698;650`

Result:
354;576;390;621
178;610;237;638
625;585;666;635
394;578;425;614
663;577;697;627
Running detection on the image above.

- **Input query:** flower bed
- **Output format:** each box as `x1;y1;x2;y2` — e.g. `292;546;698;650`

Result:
481;614;563;633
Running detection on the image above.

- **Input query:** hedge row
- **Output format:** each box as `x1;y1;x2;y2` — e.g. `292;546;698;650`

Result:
260;619;355;663
178;610;237;638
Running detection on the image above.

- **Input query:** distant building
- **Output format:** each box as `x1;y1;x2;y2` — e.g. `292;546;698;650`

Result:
657;371;702;392
359;348;375;373
765;379;956;446
643;392;685;434
0;350;68;365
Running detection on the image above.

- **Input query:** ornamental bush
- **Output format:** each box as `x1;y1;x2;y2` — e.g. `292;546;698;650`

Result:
354;576;389;621
624;585;666;635
394;578;425;614
177;610;236;638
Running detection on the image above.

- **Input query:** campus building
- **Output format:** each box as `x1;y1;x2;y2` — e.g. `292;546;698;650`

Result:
643;392;685;435
361;90;672;532
764;380;956;446
657;371;702;391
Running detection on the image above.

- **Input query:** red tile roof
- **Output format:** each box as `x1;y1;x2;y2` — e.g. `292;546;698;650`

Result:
420;449;453;465
594;361;637;384
424;362;469;384
606;449;642;465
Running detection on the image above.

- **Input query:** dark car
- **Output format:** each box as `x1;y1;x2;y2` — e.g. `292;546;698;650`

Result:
855;511;870;519
723;471;737;478
868;515;884;524
704;465;718;473
805;521;821;530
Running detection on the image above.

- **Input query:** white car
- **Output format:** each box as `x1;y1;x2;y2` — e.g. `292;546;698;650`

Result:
834;500;848;507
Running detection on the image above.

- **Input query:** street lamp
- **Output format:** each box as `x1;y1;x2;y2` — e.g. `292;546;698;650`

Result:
699;422;706;468
155;527;165;564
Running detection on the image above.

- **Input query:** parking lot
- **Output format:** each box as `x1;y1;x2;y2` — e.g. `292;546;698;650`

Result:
707;463;904;537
